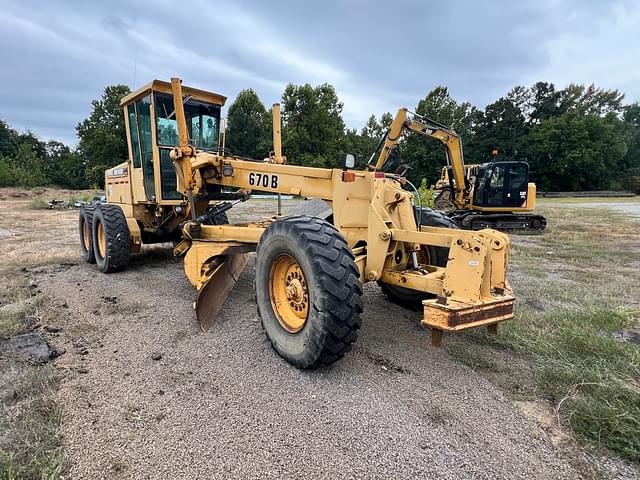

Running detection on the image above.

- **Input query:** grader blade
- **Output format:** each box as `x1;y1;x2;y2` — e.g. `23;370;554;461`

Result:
195;253;250;332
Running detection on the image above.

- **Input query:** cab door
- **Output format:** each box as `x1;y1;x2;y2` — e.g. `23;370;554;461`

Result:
126;95;155;202
503;162;529;208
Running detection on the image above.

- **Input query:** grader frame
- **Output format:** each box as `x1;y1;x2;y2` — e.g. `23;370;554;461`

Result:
82;77;516;368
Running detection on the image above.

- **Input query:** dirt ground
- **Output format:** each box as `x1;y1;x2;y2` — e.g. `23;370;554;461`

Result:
1;190;638;479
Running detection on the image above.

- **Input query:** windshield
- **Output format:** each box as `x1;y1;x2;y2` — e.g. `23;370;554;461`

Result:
154;92;221;150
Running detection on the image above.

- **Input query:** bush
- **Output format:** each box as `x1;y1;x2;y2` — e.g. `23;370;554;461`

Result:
0;155;17;186
623;175;640;194
416;178;435;208
85;164;108;189
29;198;49;210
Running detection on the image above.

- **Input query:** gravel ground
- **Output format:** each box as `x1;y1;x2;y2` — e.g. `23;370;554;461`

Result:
33;200;581;479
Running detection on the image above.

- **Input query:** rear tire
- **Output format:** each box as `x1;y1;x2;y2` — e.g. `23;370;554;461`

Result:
92;204;131;273
79;206;96;264
379;208;458;307
255;215;363;368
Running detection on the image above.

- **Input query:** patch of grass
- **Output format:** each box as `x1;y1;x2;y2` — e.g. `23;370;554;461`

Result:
0;260;65;479
0;268;41;339
0;364;65;480
28;198;48;210
478;308;640;460
0;374;64;480
538;196;640;204
448;203;640;461
0;301;35;339
447;344;499;371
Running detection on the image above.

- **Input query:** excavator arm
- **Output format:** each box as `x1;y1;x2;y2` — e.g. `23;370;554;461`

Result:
369;108;470;209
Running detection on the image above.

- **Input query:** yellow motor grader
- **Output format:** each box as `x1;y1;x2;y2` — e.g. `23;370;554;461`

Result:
78;78;515;368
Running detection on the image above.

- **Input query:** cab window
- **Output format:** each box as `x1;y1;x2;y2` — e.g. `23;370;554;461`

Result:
127;104;142;168
154;92;221;150
136;95;155;200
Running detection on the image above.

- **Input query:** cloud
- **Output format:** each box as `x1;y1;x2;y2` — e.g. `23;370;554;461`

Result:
0;0;637;146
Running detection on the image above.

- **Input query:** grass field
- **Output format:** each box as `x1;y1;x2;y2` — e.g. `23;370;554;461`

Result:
538;196;640;204
0;190;81;480
447;202;640;462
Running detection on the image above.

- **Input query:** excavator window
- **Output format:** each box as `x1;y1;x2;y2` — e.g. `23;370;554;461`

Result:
473;162;530;208
504;162;528;207
487;164;505;206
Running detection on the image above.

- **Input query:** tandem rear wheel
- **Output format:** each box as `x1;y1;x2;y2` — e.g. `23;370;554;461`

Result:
90;204;131;273
79;205;96;264
255;215;363;369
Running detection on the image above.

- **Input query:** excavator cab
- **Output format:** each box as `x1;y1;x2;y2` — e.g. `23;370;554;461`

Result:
472;161;530;209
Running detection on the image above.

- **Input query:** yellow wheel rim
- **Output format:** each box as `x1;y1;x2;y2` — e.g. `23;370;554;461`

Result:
97;221;106;258
82;220;90;250
269;254;309;333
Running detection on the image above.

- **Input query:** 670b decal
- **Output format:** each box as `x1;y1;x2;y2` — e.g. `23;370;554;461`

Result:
248;172;278;189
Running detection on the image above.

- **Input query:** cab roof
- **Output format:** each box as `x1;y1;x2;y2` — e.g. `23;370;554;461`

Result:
120;80;227;107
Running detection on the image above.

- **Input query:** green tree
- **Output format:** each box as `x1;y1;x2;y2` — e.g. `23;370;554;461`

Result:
338;113;394;168
621;103;640;192
525;112;628;191
5;143;48;187
17;131;47;160
527;82;564;125
0;119;19;157
281;83;345;168
76;84;131;188
226;89;271;159
468;97;527;162
401;86;474;184
0;125;50;187
0;155;16;186
45;140;87;189
560;83;625;117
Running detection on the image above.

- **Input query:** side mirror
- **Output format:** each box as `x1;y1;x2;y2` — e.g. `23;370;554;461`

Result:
338;153;356;169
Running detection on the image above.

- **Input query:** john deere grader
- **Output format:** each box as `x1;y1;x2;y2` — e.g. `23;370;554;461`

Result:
78;78;515;368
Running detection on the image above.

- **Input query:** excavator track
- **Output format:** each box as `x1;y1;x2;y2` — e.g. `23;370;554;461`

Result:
450;212;547;234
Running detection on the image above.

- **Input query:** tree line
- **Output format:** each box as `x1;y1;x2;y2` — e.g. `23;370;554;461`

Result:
0;85;130;190
227;82;640;193
1;81;639;193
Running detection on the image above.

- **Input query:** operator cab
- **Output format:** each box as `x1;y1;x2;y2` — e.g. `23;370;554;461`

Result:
472;161;530;209
119;80;226;204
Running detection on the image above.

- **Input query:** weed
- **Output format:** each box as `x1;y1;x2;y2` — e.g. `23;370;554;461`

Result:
0;365;64;480
28;198;48;210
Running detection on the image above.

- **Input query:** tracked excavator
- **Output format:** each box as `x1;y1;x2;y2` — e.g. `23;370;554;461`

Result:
78;78;515;368
370;110;546;233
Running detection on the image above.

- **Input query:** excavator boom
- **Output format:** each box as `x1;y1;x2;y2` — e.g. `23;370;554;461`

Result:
370;108;546;233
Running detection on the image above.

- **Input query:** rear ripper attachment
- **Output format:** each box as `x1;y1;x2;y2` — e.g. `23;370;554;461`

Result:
419;228;514;346
369;176;515;347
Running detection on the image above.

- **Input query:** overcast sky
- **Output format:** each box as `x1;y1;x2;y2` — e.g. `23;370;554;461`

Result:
1;0;639;145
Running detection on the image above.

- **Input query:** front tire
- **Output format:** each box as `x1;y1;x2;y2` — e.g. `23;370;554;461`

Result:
92;204;131;273
255;215;363;368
